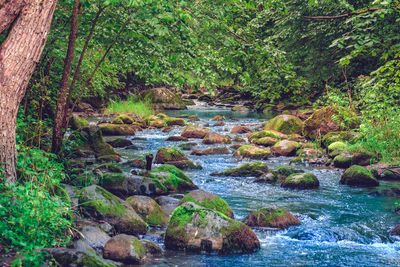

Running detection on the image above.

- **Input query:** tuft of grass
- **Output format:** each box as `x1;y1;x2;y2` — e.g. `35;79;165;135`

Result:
105;96;154;117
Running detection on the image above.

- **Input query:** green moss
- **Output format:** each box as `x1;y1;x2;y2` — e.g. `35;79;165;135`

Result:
253;137;278;146
112;117;124;124
149;164;194;191
248;130;281;142
166;117;185;126
282;172;319;189
237;145;271;159
79;186;127;216
328;141;348;158
333;155;352;168
98;123;136;136
157;148;186;161
257;208;286;224
343;165;374;179
322;131;355;147
70;114;89;130
79;254;116;267
264;115;303;134
215;162;268;177
97;163;122;173
113;114;135;124
100;173;126;187
179;194;232;217
132;237;146;258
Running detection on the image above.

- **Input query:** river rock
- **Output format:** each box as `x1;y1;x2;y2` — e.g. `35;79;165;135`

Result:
340;165;379;187
107;138;133;148
234;145;271;160
126;195;168;226
166;117;185;126
333;154;352;168
213;121;225;126
141;87;187;110
181;125;210;139
166;136;188;142
248;130;283;142
77;185;147;235
179;190;234;218
155;148;188;163
179;142;198;151
44;248;115;267
370;187;400;197
391;225;400;236
253;136;278;147
98;123;137;136
281;172;319;189
103;234;146;264
191;147;230;156
328;141;348;158
155;196;180;216
255;166;303;184
202;132;231;144
149;164;198;193
243;208;300;229
231;125;252;134
271;140;301;156
164;202;260;254
112;114;135;124
212;162;268;177
264;115;303;135
322;131;357;147
80;225;111;254
70;114;89;130
212;115;225;121
141;240;163;256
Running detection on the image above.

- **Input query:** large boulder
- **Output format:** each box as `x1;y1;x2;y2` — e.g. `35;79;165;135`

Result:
264;115;303;135
202;132;231;144
179;190;234;218
126;195;168;226
141;87;187;110
79;225;111;254
191;147;230;156
243;208;300;229
340;165;379;187
149;164;198;193
164;202;260;254
253;137;278;147
70;114;89;130
103;234;146;264
322;131;357;147
303;107;358;139
211;162;268;177
155;196;180;216
231;126;252;134
254;166;303;184
112;114;136;124
44;248;116;267
80;126;120;161
107;138;133;148
77;185;147;235
327;141;348;158
98;123;136;136
281;172;319;189
271;140;301;156
234;145;271;160
248;130;282;143
155;147;187;164
181;125;210;139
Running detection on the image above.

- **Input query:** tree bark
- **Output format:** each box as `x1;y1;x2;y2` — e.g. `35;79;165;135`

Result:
0;0;58;183
51;0;80;155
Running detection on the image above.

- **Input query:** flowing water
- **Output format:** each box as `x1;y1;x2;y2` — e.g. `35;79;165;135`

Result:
113;103;400;266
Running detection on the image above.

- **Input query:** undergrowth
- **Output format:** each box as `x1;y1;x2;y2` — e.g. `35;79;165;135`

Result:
105;96;154;117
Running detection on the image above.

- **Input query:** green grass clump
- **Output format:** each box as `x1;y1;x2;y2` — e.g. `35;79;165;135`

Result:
105;96;154;117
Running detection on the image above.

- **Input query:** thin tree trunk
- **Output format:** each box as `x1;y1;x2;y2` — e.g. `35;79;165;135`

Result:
0;0;58;183
51;0;81;155
342;67;354;110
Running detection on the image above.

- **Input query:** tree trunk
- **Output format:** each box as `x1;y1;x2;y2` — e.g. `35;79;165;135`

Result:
0;0;58;183
51;0;80;155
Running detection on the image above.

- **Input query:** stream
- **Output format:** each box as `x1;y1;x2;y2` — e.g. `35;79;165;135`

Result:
109;103;400;266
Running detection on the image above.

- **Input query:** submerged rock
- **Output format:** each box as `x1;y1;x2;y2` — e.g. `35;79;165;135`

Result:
264;115;303;135
103;234;146;264
164;202;260;254
234;145;271;160
340;165;379;187
126;195;168;226
281;172;319;189
211;162;268;177
243;208;300;229
179;190;234;218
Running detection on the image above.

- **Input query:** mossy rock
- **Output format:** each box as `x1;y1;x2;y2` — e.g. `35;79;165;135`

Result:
107;138;133;148
328;141;348;158
191;147;230;156
202;132;231;144
69;171;97;188
155;148;188;164
243;208;300;229
45;248;116;267
149;164;198;193
70;114;89;130
96;163;122;173
179;190;234;218
340;165;379;187
212;115;225;121
166;117;185;126
97;155;121;163
253;137;278;147
234;145;271;160
164;202;260;254
103;234;146;264
98;123;136;136
333;155;352;168
211;162;268;177
141;87;187;110
322;131;356;147
248;130;281;142
264;115;304;135
230;125;252;134
112;114;135;125
77;185;147;235
281;172;319;189
271;140;301;156
126;195;168;226
82;126;120;161
165;160;203;170
181;125;210;139
270;166;304;183
166;136;188;142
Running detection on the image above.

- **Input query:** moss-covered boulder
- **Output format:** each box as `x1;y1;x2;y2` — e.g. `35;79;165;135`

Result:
303;107;358;139
248;130;282;143
78;185;147;235
255;166;303;184
166;136;188;142
181;125;210;139
352;151;373;166
126;195;168;226
340;165;379;187
253;137;278;147
81;126;120;161
328;141;348;158
98;172;130;197
243;208;300;229
98;123;136;136
271;140;301;156
141;87;186;110
264;115;304;135
211;162;268;177
202;132;231;144
234;145;271;160
333;154;352;168
212;115;225;121
149;164;198;193
107;138;132;148
164;202;260;254
179;190;234;218
112;114;135;125
70;114;89;130
103;234;146;264
155;148;188;164
45;248;116;267
322;131;357;147
281;172;319;189
179;142;197;151
191;147;230;156
230;126;251;134
155;196;180;216
96;163;122;173
165;117;185;126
